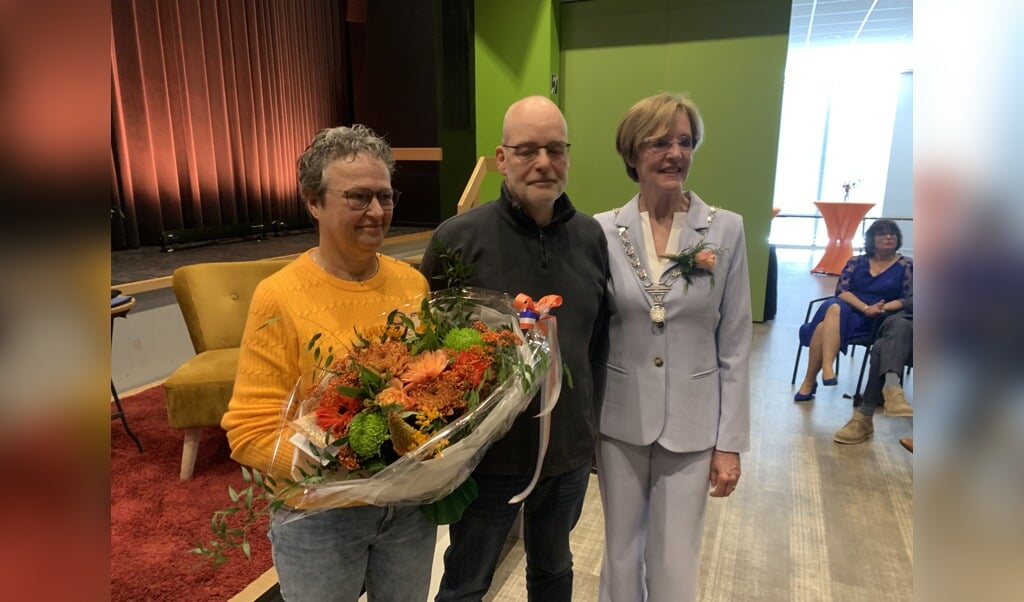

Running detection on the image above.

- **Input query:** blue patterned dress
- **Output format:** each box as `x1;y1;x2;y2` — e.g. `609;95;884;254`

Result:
799;254;913;354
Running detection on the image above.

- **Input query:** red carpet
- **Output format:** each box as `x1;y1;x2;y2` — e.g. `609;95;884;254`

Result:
111;387;272;601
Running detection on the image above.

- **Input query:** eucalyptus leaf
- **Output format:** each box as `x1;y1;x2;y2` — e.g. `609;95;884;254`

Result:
255;316;282;331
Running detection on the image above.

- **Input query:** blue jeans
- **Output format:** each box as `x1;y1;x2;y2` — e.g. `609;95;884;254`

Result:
435;462;591;602
269;504;436;602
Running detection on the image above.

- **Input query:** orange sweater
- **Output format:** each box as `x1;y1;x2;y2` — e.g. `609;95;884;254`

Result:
221;250;429;480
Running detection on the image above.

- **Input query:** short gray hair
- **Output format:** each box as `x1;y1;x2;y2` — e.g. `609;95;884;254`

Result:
296;124;395;204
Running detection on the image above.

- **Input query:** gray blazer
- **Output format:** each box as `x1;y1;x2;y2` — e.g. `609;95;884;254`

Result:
595;192;752;453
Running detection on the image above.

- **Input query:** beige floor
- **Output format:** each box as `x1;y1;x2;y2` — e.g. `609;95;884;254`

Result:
238;248;914;601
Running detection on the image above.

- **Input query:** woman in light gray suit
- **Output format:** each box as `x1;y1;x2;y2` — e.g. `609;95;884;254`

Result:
594;93;752;602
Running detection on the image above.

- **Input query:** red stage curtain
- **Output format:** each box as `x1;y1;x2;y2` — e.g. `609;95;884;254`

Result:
111;0;352;248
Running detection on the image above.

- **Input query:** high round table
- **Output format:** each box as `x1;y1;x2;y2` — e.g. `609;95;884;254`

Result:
811;201;875;275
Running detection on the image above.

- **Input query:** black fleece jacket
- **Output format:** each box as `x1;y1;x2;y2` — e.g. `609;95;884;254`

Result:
419;185;610;477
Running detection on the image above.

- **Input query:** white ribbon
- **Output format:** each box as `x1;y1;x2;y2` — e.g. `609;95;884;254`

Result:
508;315;561;504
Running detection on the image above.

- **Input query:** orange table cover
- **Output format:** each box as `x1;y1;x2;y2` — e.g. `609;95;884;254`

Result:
811;201;875;275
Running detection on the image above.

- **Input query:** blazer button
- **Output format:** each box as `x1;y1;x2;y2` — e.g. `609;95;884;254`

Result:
654;357;664;367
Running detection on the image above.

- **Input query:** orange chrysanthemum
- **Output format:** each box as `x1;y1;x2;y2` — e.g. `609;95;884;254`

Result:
450;348;493;387
325;364;363;387
335;445;363;471
407;376;469;418
499;330;523;346
351;339;410;376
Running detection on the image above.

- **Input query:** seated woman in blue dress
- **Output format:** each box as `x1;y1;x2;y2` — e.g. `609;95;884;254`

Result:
795;219;913;401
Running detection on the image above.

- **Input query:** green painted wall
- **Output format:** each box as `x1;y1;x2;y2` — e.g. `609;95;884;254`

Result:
473;0;559;203
472;0;788;320
559;0;791;321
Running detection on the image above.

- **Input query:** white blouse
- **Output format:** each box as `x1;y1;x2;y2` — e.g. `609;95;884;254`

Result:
639;211;687;283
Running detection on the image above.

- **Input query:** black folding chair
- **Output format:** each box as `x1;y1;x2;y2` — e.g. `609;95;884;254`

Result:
791;296;874;402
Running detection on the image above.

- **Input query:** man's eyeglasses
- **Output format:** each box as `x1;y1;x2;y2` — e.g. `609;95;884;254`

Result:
501;141;571;162
325;188;400;211
644;135;697;154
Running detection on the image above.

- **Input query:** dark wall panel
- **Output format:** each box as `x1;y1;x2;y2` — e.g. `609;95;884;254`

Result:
347;0;475;227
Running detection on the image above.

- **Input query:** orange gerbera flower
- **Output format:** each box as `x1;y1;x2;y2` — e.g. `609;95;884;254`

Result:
313;374;366;434
401;349;449;386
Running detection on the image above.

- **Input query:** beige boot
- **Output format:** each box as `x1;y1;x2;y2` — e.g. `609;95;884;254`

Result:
883;385;913;417
834;412;874;444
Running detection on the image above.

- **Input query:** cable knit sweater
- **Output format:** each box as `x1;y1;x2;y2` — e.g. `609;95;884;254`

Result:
221;249;429;479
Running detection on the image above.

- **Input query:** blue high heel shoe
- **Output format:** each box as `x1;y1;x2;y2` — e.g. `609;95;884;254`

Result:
794;383;818;402
822;377;838;386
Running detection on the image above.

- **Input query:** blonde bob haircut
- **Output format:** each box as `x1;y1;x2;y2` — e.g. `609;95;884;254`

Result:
615;92;705;183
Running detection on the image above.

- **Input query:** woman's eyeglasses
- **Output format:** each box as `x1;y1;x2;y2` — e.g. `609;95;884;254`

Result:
325;188;400;211
644;135;696;154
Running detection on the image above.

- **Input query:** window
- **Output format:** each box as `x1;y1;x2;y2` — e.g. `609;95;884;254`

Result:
771;43;911;247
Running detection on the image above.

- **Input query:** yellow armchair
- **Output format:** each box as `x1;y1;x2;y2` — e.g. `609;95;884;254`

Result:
164;259;292;479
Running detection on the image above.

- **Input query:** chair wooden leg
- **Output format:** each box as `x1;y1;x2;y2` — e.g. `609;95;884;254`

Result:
180;427;202;480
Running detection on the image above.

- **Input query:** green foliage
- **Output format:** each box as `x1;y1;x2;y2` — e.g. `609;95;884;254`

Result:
355;363;389;398
420;477;479;524
305;332;337;381
255;316;281;331
430;239;475;290
465;388;480;411
189;466;279;566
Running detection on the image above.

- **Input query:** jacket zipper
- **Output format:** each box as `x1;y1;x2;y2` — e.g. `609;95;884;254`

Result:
538;230;548;268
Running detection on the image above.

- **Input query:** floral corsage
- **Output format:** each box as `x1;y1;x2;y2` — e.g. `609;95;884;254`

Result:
661;241;724;292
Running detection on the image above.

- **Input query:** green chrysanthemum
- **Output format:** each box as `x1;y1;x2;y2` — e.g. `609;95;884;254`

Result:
347;411;389;458
443;327;483;351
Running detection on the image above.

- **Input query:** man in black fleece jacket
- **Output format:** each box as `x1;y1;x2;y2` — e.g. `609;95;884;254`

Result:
420;95;609;602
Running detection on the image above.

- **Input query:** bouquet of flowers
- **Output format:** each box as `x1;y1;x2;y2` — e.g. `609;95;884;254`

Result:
193;281;562;565
265;287;561;521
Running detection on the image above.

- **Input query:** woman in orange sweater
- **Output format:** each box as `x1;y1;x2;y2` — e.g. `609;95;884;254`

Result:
221;125;432;601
